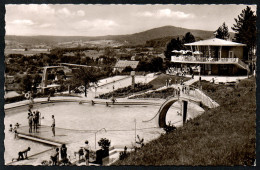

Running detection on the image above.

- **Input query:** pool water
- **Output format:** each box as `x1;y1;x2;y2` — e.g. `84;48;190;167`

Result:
5;101;204;164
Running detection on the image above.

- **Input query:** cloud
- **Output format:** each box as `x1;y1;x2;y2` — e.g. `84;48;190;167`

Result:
141;11;153;17
57;8;85;17
136;8;195;19
39;23;53;28
57;8;71;16
78;19;118;29
73;19;119;35
10;19;35;26
76;10;85;17
11;4;56;16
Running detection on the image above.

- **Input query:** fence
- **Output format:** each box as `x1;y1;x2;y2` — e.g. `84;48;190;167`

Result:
194;89;219;108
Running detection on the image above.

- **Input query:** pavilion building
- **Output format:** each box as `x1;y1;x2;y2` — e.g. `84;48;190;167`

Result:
171;38;249;76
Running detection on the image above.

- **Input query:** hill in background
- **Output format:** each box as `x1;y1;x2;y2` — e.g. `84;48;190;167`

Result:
5;25;234;47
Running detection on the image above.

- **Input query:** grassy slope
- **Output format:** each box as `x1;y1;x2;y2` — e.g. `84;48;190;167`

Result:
114;78;256;166
149;74;190;89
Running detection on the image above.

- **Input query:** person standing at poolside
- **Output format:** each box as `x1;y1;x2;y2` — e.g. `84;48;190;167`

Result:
33;112;38;133
35;110;40;126
50;148;59;165
47;94;51;102
84;140;90;165
177;87;181;97
169;78;172;86
60;144;68;164
28;113;33;133
51;115;55;137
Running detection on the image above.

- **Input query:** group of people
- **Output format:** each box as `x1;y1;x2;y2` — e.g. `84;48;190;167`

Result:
50;140;91;166
74;140;91;165
174;85;190;97
50;144;70;165
166;78;185;87
9;123;20;132
9;123;20;139
13;139;91;165
27;109;40;133
167;67;191;76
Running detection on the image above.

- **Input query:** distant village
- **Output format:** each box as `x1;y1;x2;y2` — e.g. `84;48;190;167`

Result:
4;37;166;96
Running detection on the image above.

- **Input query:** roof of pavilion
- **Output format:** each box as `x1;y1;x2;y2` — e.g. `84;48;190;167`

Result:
184;38;246;46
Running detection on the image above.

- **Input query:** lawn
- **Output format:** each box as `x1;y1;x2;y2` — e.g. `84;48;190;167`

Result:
114;77;256;166
149;74;190;89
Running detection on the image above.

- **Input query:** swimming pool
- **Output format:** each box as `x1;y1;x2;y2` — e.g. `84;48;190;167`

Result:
5;101;204;164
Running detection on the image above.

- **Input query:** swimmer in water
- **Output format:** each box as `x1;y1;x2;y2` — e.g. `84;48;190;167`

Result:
15;123;20;129
9;124;13;132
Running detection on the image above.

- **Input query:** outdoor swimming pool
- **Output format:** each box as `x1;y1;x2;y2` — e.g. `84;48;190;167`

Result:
5;101;204;164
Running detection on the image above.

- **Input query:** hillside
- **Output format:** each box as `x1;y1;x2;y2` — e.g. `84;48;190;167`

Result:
114;78;256;166
119;25;214;44
6;25;220;46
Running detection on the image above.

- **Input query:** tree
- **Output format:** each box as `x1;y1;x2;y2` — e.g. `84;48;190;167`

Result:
231;6;256;59
150;57;163;72
71;67;101;97
214;22;230;40
104;47;116;57
122;66;133;73
164;37;183;60
182;32;195;44
19;75;33;93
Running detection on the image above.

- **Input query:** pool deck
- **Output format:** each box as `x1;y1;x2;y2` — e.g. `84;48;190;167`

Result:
4;96;165;110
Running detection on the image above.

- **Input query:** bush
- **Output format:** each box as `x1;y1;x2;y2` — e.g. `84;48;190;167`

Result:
119;151;130;160
163;125;177;134
238;78;255;88
5;95;26;104
131;87;176;99
98;138;111;150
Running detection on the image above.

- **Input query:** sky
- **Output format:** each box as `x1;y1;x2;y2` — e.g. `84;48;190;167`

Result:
5;4;257;36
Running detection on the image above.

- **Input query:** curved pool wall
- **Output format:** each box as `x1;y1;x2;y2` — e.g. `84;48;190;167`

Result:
5;99;204;165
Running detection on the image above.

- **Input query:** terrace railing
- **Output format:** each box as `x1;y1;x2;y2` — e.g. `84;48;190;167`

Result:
171;56;248;70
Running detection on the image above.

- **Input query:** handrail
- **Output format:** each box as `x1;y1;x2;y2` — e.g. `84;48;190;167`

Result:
237;58;248;69
171;56;248;70
172;56;241;64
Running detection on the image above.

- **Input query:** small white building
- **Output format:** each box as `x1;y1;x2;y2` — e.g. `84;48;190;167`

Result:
113;60;139;72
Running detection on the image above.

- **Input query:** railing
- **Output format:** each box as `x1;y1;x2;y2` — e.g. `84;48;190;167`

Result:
171;56;248;69
194;89;219;108
237;58;248;69
171;55;239;63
